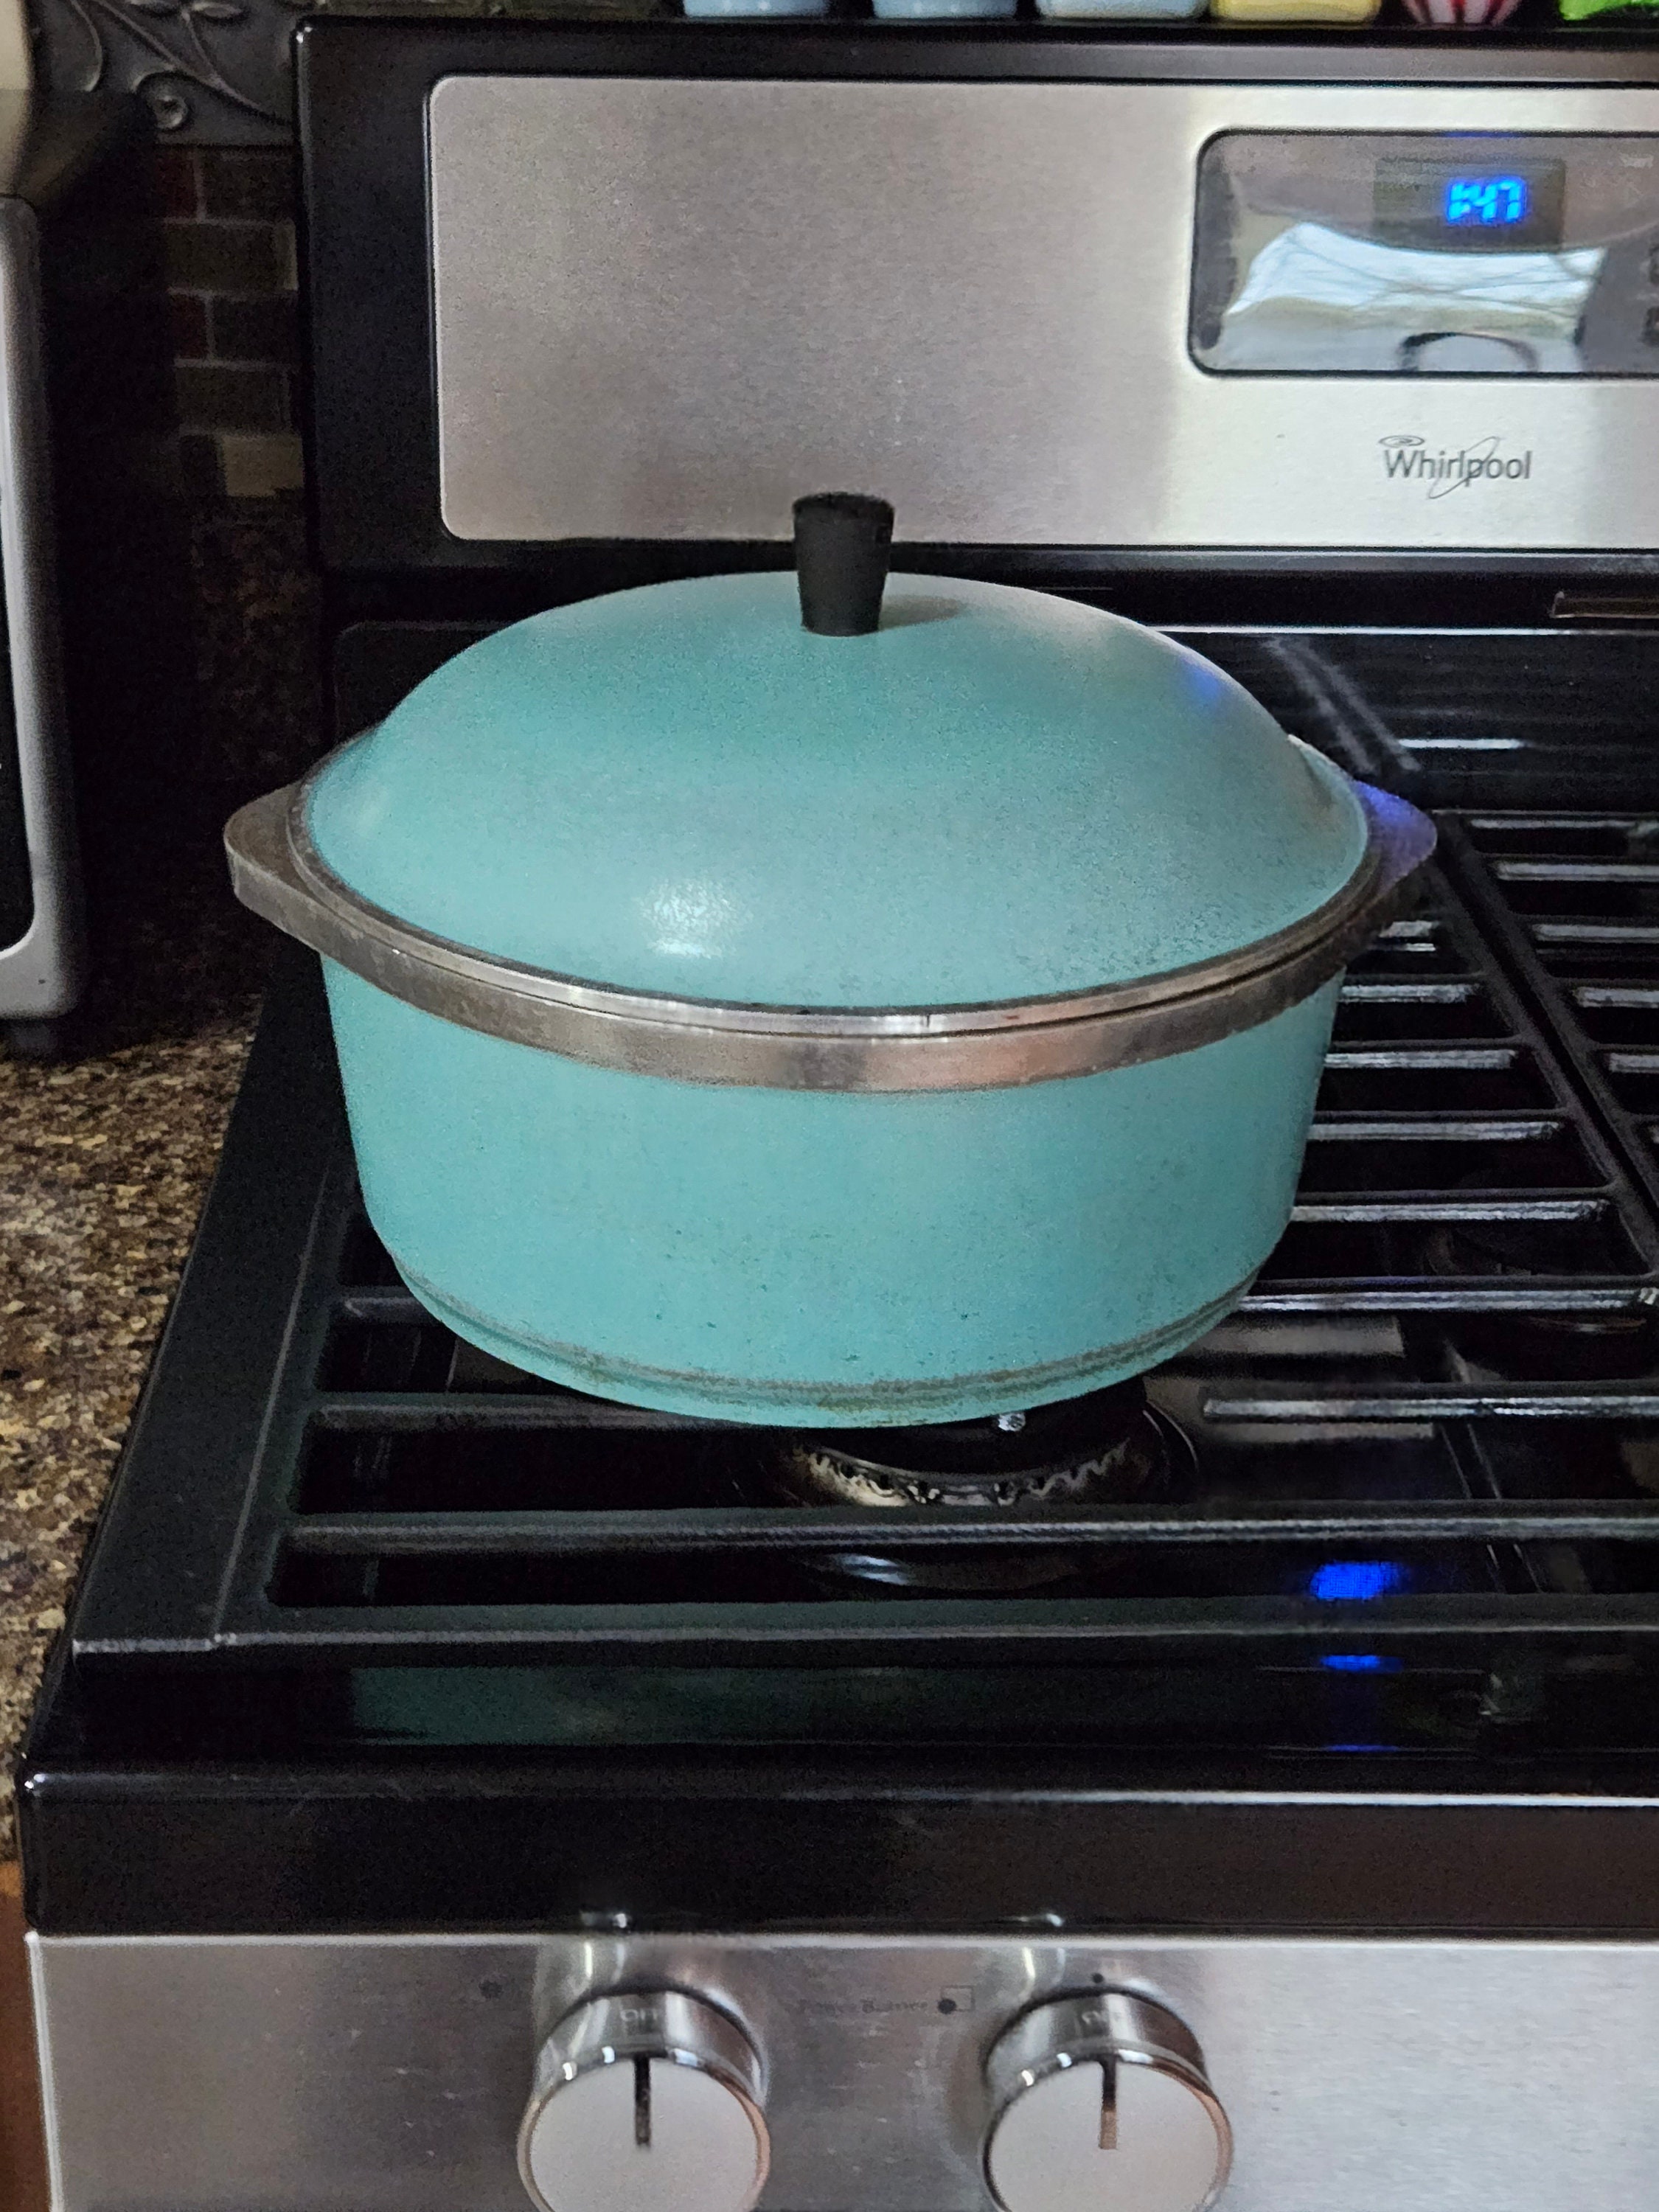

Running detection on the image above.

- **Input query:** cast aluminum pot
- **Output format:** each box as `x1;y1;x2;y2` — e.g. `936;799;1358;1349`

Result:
225;495;1434;1425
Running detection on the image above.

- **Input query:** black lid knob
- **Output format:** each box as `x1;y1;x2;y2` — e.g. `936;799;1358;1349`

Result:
793;493;894;638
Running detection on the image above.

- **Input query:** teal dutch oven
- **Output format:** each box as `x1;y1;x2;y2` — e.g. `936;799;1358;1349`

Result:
225;496;1434;1426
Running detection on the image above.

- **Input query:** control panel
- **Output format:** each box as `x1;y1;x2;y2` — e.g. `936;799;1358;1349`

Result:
423;78;1659;552
517;1983;1229;2212
32;1930;1659;2211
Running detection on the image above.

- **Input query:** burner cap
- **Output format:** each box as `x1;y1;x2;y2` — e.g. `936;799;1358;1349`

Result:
764;1380;1192;1591
775;1380;1167;1509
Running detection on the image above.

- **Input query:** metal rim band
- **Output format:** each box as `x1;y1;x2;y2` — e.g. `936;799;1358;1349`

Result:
223;746;1435;1093
400;1259;1256;1421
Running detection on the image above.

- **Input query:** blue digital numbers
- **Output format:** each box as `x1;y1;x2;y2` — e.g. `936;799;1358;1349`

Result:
1443;175;1530;229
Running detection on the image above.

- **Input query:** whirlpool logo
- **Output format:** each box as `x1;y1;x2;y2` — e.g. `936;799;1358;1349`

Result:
1380;433;1534;498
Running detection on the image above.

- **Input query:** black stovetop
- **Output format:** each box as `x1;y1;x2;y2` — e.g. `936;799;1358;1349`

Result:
27;627;1659;1939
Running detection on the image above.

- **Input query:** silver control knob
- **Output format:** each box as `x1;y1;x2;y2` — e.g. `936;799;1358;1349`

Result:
984;1991;1231;2212
518;1990;769;2212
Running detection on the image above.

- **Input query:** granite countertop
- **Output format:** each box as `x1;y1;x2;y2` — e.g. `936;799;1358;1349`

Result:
0;976;255;1860
0;505;319;1860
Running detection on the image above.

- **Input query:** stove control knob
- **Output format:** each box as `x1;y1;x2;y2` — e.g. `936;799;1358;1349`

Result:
984;1991;1231;2212
518;1990;769;2212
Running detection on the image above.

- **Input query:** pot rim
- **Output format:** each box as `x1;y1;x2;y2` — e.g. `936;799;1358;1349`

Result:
223;741;1435;1092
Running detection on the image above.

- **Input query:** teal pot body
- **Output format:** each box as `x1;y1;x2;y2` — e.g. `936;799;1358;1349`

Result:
224;563;1429;1426
323;962;1340;1425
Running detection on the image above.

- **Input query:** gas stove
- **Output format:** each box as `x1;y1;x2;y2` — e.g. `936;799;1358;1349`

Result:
24;633;1659;2211
34;636;1659;1722
32;23;1659;2212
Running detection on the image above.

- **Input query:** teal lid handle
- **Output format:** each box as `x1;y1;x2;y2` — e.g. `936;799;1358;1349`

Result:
793;493;894;636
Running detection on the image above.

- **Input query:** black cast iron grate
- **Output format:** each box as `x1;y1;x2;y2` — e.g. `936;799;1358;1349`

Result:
1441;813;1659;1222
70;848;1659;1674
1185;627;1659;813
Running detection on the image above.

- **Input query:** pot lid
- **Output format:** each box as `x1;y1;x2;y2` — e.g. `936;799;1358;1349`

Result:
302;508;1369;1012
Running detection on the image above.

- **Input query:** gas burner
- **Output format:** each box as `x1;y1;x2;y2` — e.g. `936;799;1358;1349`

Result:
762;1380;1194;1591
773;1378;1173;1509
1424;1212;1658;1380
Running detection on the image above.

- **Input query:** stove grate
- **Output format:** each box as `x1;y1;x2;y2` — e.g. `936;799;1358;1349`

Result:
1442;815;1659;1230
1183;627;1659;811
66;853;1659;1673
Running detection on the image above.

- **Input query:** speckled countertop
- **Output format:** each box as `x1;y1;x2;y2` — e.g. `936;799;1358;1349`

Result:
0;990;255;1860
0;504;320;1859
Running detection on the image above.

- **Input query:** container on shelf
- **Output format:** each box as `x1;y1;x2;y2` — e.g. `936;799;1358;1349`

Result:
1401;0;1521;20
1037;0;1205;18
1210;0;1379;19
873;0;1018;15
681;0;829;15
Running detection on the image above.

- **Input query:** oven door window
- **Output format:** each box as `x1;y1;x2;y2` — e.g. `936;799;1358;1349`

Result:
1191;133;1659;377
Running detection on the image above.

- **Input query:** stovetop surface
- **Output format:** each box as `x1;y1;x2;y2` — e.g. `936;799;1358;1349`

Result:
28;624;1659;1935
1189;625;1659;815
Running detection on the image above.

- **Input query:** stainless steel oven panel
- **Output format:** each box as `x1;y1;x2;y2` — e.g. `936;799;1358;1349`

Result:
0;195;81;1019
30;1930;1659;2211
429;77;1659;553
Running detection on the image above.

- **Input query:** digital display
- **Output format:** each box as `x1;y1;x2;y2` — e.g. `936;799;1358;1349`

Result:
1374;155;1566;251
1443;175;1529;228
1192;131;1659;378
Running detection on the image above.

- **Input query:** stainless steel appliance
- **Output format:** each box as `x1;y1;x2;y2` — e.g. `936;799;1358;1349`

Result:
27;24;1659;2212
0;94;177;1056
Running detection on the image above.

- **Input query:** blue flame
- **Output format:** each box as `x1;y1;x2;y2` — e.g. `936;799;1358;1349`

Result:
1308;1559;1408;1603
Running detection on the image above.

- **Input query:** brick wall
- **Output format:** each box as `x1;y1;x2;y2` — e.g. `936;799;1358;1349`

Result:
155;147;304;501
